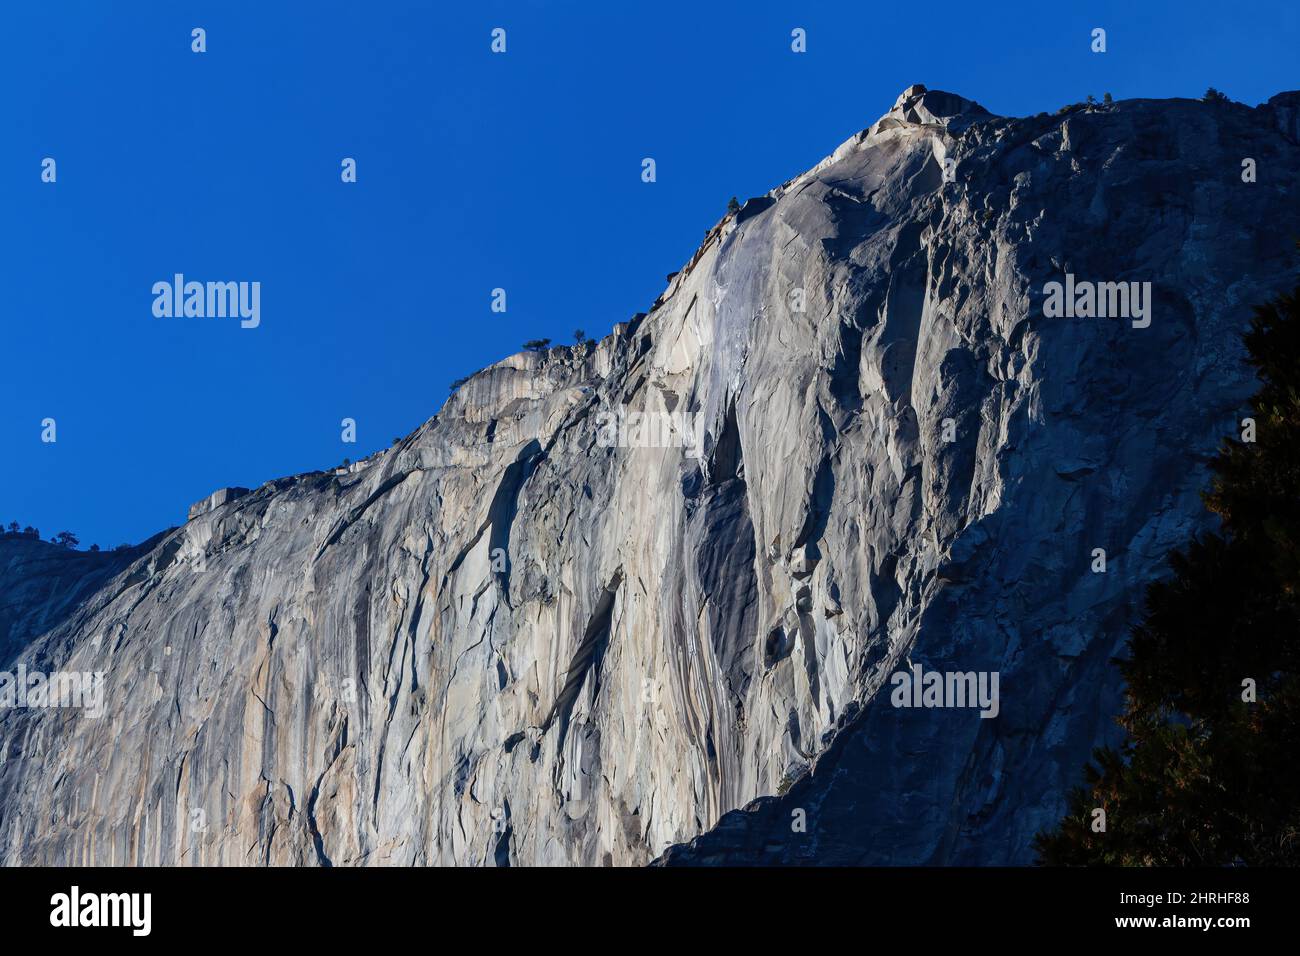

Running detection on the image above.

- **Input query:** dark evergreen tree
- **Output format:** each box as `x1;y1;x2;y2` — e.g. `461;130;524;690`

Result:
1035;280;1300;865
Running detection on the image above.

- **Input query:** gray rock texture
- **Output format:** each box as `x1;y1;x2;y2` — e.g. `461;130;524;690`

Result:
2;87;1298;866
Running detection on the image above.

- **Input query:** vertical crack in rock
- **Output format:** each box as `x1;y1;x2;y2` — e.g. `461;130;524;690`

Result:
486;441;544;594
694;401;759;709
543;569;625;752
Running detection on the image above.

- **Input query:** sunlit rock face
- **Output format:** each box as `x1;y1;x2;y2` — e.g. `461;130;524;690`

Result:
2;87;1298;866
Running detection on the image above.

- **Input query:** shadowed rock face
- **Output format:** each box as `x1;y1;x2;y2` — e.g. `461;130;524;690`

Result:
2;87;1298;866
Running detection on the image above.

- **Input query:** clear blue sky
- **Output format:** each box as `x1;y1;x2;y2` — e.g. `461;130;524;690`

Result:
2;0;1296;549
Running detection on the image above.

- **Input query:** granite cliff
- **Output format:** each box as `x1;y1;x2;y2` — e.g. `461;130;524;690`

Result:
3;86;1299;865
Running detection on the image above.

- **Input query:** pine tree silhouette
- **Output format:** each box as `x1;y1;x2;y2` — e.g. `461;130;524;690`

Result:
1035;277;1300;865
